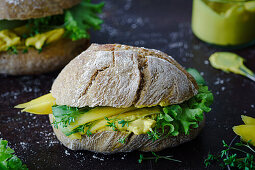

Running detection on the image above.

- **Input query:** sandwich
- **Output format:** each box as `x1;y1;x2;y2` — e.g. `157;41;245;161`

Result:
0;0;104;75
15;44;213;153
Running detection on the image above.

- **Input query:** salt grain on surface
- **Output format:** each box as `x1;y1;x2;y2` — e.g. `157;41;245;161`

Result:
92;154;105;161
204;60;209;65
65;150;71;156
20;142;29;150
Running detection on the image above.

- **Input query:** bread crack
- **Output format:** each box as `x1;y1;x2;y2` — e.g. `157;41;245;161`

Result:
133;56;148;105
79;65;111;99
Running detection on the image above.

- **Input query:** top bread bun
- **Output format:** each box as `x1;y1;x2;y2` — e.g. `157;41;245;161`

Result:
0;0;82;20
51;44;198;108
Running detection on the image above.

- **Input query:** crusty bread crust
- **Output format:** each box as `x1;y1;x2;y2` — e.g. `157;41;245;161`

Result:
0;0;81;20
52;44;198;108
0;38;89;75
49;114;205;153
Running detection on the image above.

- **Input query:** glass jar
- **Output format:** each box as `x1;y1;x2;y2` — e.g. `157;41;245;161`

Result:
192;0;255;49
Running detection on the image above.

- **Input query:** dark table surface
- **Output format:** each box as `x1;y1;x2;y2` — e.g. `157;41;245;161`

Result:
1;0;255;169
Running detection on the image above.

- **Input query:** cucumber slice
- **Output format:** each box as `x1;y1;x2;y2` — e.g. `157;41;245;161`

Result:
0;20;26;31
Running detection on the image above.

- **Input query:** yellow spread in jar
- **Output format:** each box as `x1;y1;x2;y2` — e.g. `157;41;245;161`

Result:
192;0;255;46
209;52;254;76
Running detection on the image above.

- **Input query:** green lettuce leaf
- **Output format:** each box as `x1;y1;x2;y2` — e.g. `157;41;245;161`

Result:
52;105;92;129
16;0;104;40
23;15;63;38
186;68;206;85
0;20;26;31
149;69;213;140
65;0;104;40
0;139;27;170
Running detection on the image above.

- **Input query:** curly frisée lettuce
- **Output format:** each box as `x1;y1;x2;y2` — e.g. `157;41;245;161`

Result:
148;85;213;140
0;139;27;170
51;68;213;141
19;0;104;40
64;0;104;40
148;69;213;140
52;105;92;129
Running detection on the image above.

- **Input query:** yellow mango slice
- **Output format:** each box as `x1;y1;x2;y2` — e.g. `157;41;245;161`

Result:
0;30;21;51
15;93;56;115
233;125;255;146
15;93;54;108
68;107;138;131
115;107;160;120
25;28;64;49
90;107;160;133
241;115;255;125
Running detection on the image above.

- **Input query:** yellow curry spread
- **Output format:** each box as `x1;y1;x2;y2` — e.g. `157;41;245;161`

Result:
209;52;254;76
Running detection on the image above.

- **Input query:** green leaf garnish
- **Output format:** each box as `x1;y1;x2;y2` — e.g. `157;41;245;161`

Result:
52;105;92;128
22;49;28;54
0;139;28;170
118;120;130;127
118;133;131;144
148;84;213;140
105;117;118;131
7;46;18;55
68;122;93;136
138;152;182;164
204;137;255;169
187;68;206;85
17;0;104;40
64;0;104;40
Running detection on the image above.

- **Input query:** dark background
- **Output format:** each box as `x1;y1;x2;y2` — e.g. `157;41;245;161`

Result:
1;0;255;169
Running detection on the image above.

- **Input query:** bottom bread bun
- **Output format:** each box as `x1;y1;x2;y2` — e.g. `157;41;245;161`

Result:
49;114;205;154
0;38;89;75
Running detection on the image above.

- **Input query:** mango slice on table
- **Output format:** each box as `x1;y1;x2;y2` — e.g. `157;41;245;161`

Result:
233;125;255;146
15;93;56;115
241;115;255;125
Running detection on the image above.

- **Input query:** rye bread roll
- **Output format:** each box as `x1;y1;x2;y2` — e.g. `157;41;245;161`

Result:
50;43;201;153
0;0;94;75
0;0;81;20
0;38;89;75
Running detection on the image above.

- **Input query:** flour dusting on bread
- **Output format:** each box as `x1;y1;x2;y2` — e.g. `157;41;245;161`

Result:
52;43;198;108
